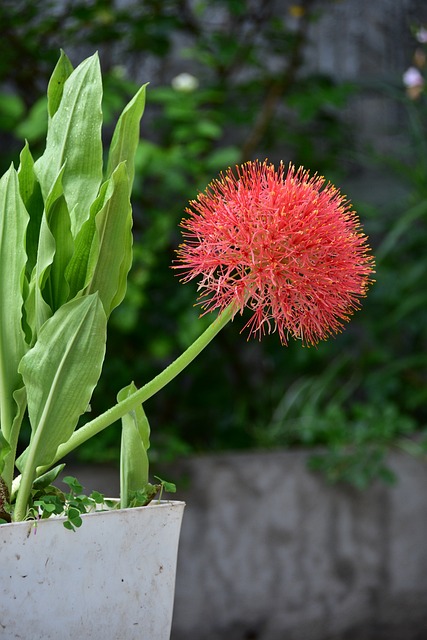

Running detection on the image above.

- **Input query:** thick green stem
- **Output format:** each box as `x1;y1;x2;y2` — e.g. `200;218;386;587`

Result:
1;387;27;497
38;303;236;476
0;382;14;492
2;437;15;497
13;461;37;522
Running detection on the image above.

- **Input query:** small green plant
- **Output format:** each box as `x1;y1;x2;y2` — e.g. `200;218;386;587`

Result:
255;363;422;489
305;402;417;490
28;476;106;532
0;472;104;530
126;477;177;510
7;474;176;531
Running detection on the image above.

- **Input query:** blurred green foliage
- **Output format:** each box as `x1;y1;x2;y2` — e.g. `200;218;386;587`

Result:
1;0;426;486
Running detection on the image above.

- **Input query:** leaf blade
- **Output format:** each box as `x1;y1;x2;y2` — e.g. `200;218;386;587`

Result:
119;382;150;509
84;162;133;316
106;83;147;189
34;52;103;237
17;294;107;472
47;50;74;119
0;166;29;441
17;143;44;276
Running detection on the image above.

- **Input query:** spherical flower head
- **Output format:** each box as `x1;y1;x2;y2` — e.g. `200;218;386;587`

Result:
174;161;375;346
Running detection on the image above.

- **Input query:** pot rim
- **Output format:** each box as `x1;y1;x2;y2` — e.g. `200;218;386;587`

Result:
0;499;186;530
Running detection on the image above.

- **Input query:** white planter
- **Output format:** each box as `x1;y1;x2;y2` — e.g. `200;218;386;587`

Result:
0;500;185;640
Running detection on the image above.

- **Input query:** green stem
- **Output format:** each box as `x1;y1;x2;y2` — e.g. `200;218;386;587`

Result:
2;400;26;496
38;303;236;475
13;460;37;522
0;381;14;492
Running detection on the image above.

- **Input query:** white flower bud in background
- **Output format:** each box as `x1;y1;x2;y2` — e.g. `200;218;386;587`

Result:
415;27;427;44
403;66;424;88
403;66;424;99
171;73;199;92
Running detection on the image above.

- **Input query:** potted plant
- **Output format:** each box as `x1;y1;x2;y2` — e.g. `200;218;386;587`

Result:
0;51;374;639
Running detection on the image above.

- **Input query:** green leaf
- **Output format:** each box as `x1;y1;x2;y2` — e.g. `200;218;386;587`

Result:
64;180;109;299
32;464;66;490
67;507;83;526
0;432;11;477
17;143;44;276
2;387;27;489
47;50;74;119
84;162;133;316
127;484;160;508
106;83;147;190
119;382;150;509
90;490;105;504
42;173;74;311
34;52;103;237
23;273;51;348
34;499;57;514
154;476;177;494
28;165;68;335
62;475;83;495
16;293;107;476
0;166;29;443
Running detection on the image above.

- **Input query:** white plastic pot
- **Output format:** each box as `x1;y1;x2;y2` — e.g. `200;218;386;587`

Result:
0;500;185;639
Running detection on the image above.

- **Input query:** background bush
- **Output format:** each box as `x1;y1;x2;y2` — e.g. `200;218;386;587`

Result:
1;0;426;486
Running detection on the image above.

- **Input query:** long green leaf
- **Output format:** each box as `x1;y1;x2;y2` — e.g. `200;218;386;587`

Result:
0;432;11;477
0;166;29;442
119;382;150;509
34;52;103;237
1;387;27;492
64;180;110;299
23;273;51;348
43;172;74;311
47;49;74;119
106;83;147;189
84;162;133;316
44;194;73;309
17;143;44;276
28;165;70;335
17;293;107;472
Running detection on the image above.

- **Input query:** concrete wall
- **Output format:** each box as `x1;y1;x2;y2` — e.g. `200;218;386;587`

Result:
169;450;427;640
67;449;427;640
303;0;424;156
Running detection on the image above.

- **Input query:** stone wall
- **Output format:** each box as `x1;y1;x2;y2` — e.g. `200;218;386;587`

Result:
169;450;427;640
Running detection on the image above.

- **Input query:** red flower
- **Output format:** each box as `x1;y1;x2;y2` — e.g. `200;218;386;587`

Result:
174;161;375;346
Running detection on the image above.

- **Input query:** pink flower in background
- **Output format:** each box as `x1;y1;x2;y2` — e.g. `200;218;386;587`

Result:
175;161;375;346
403;66;425;99
415;27;427;44
403;66;424;88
